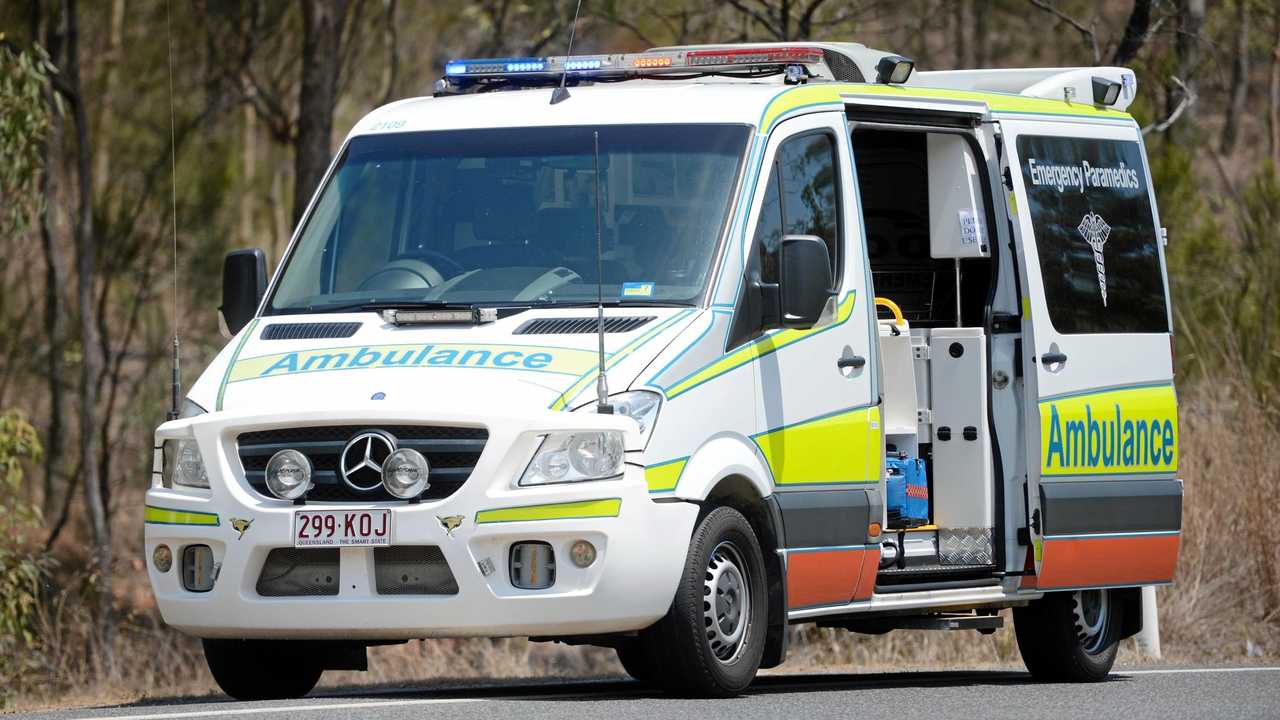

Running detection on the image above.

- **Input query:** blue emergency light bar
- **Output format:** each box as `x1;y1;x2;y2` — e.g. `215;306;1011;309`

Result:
441;46;825;84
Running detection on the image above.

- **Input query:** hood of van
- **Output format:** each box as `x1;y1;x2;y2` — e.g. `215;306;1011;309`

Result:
187;308;699;416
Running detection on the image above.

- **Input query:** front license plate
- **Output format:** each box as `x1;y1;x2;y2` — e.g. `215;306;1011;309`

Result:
294;509;392;547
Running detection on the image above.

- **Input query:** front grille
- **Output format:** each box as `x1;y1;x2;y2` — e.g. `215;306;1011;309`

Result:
373;546;459;595
237;425;488;502
257;548;340;596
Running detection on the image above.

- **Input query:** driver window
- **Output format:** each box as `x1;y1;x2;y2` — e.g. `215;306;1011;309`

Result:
331;160;406;292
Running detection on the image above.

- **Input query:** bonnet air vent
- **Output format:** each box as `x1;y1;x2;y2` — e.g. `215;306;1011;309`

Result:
514;316;656;335
260;322;362;340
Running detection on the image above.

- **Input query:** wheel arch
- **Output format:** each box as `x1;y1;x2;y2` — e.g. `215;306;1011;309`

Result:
701;474;789;669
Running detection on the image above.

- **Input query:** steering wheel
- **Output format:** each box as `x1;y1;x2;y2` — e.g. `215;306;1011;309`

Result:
357;259;445;292
413;250;467;279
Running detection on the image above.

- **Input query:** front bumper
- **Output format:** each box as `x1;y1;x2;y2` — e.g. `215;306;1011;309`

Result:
145;408;698;640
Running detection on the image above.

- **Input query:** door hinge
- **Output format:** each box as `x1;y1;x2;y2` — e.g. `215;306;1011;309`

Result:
917;408;933;426
912;344;930;361
1030;508;1041;535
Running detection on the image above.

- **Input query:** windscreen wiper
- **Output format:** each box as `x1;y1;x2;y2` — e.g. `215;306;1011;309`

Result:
541;299;698;308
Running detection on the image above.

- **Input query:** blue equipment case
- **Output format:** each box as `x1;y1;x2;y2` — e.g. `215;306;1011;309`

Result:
886;453;929;527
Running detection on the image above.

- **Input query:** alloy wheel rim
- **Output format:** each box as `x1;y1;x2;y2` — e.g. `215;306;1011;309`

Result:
703;540;751;664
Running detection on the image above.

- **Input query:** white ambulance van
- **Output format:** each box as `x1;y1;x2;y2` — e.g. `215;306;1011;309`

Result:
146;42;1181;699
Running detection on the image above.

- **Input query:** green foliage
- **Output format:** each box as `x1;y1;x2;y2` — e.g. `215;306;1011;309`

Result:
0;410;49;708
0;36;59;237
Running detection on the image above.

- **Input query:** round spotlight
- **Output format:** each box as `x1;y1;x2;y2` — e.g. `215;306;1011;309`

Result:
382;448;430;499
153;544;173;573
265;449;312;500
569;539;597;568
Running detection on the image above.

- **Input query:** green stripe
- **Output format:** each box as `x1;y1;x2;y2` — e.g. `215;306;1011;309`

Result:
216;318;259;411
474;498;621;524
144;505;220;527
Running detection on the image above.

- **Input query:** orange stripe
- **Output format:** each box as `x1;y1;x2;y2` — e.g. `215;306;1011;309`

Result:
786;548;870;609
1037;534;1179;589
852;547;880;600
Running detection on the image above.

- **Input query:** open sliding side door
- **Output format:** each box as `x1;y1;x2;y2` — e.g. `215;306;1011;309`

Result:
998;116;1181;591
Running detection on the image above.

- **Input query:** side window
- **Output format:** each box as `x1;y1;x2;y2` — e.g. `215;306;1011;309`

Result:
1016;135;1169;334
753;132;841;286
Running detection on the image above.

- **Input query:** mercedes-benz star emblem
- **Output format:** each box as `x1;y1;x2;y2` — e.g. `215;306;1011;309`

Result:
340;430;396;493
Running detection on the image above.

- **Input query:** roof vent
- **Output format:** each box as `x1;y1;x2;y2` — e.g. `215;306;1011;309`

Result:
260;322;362;340
514;316;655;335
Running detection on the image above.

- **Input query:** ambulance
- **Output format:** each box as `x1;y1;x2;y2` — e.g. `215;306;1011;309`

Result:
145;42;1181;699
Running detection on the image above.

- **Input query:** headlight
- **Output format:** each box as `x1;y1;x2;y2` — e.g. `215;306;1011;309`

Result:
163;438;209;489
382;448;431;499
519;431;625;486
265;449;312;500
576;391;662;441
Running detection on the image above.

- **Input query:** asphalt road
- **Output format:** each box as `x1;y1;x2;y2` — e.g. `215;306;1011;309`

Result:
19;666;1280;720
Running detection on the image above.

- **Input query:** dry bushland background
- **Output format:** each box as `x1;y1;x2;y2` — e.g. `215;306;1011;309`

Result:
2;0;1279;711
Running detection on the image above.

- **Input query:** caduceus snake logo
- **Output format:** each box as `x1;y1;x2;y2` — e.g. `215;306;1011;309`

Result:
1077;212;1112;306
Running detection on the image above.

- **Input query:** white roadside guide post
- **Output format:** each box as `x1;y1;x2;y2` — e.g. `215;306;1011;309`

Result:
1136;585;1162;659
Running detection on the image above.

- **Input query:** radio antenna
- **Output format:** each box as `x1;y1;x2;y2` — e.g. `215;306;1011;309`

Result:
550;0;584;105
592;130;612;414
165;0;182;421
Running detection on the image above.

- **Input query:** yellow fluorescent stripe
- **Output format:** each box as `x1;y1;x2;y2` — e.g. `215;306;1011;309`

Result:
758;83;1132;134
753;405;882;486
474;498;622;524
645;459;687;493
144;505;220;527
230;342;601;382
665;293;856;399
1040;385;1178;476
550;310;694;411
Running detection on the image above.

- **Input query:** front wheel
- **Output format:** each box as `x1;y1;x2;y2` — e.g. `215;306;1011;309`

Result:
203;639;324;700
1013;589;1123;682
637;506;768;696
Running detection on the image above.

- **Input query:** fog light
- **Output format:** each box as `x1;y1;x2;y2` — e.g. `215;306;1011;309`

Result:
382;448;430;499
152;544;173;573
569;539;596;568
182;544;216;592
510;541;555;589
265;449;312;500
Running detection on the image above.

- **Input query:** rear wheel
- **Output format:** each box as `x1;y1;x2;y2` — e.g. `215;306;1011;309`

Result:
636;506;767;696
1013;589;1123;682
203;639;324;700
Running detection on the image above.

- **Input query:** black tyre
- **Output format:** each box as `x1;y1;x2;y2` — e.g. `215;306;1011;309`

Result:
1013;589;1123;682
638;506;768;696
203;639;324;700
614;641;656;683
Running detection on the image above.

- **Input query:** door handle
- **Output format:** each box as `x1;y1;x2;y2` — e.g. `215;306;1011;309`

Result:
837;356;867;369
1040;351;1068;365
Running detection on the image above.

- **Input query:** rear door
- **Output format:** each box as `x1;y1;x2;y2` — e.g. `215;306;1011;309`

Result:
999;118;1181;590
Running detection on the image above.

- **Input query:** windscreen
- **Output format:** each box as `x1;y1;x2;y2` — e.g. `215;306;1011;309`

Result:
268;124;749;314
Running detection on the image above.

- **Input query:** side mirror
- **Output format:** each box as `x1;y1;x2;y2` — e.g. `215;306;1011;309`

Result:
220;248;267;336
779;235;834;328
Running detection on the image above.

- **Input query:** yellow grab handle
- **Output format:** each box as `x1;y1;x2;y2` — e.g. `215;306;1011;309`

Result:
875;297;906;326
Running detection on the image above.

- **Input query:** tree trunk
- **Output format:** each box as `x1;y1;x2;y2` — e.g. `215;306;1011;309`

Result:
1169;0;1205;143
64;0;112;644
34;0;67;516
1220;0;1249;153
291;0;351;227
92;0;125;197
1270;28;1280;169
1112;0;1153;66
